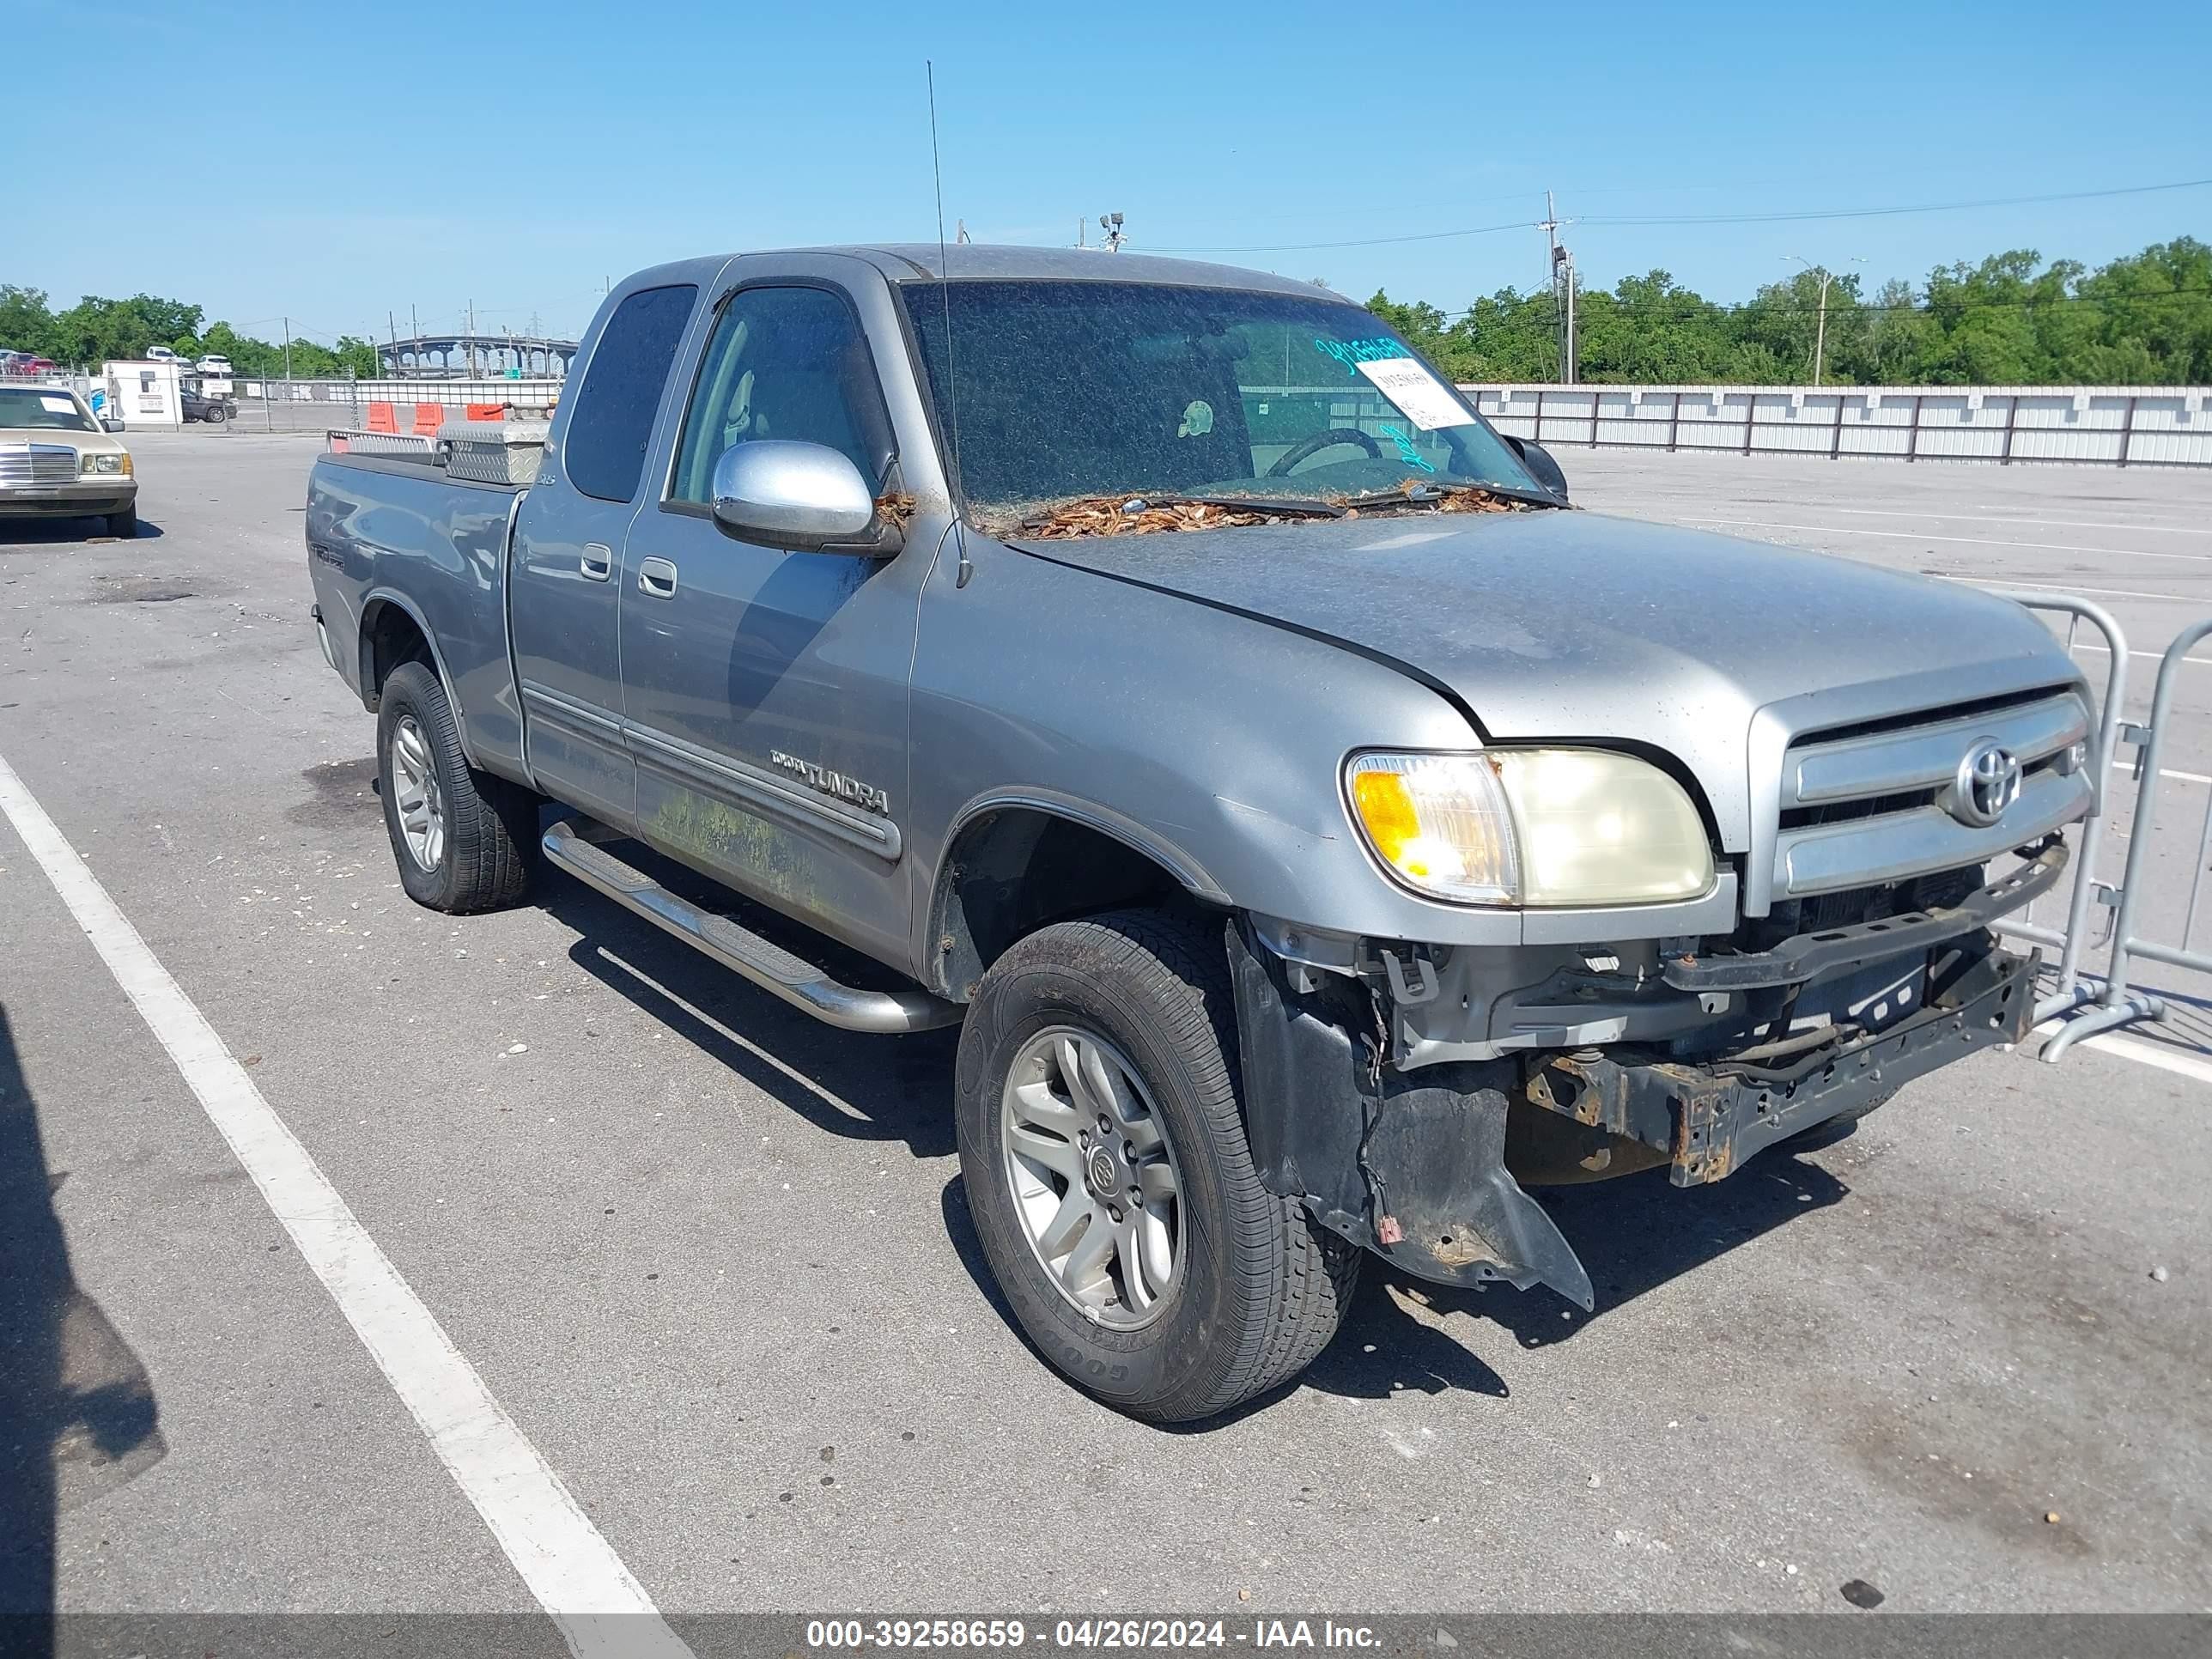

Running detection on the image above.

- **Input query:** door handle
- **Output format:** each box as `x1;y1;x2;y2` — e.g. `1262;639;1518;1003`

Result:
636;556;678;599
580;543;612;581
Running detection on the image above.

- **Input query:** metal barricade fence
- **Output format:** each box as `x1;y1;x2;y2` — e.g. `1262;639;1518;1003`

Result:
2037;617;2212;1059
1986;594;2133;1026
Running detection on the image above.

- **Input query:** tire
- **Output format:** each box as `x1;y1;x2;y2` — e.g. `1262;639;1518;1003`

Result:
204;404;228;424
955;908;1359;1423
104;507;137;538
375;659;538;912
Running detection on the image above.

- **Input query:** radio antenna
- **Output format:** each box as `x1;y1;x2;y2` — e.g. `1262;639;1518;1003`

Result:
926;61;964;506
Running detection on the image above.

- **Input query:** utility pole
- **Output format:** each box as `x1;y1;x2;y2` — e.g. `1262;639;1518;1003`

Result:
1538;190;1578;386
387;310;397;379
282;316;292;380
467;301;476;378
1784;254;1863;387
1562;246;1577;387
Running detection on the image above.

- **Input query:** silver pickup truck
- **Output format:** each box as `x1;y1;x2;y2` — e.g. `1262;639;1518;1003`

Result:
305;246;2090;1421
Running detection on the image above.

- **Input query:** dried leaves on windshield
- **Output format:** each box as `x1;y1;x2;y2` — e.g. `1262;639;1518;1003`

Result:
1018;498;1297;539
1417;483;1534;514
1015;481;1536;539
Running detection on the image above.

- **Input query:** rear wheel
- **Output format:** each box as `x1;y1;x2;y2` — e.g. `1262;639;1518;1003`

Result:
955;908;1358;1423
376;659;538;912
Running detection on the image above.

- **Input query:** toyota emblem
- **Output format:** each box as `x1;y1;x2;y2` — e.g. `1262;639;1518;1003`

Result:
1949;738;2022;828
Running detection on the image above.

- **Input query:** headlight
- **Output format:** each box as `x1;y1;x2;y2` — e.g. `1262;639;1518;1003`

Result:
82;452;130;476
1346;749;1714;907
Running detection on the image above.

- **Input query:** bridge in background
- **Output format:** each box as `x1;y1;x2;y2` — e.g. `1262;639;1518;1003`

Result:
378;333;578;380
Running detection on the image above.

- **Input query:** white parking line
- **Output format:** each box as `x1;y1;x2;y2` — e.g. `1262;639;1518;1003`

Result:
0;749;690;1659
1820;506;2211;537
1939;574;2200;605
1674;515;2212;565
2069;641;2212;669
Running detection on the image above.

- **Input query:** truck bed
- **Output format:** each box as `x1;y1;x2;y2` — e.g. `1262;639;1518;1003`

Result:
305;451;530;776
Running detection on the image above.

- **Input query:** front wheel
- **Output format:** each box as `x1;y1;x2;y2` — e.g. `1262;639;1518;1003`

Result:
955;908;1358;1423
376;659;538;912
104;507;137;538
203;403;228;424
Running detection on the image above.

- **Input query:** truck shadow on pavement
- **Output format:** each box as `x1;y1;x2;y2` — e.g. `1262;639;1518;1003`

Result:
1425;1152;1850;1352
0;1006;167;1641
544;878;959;1159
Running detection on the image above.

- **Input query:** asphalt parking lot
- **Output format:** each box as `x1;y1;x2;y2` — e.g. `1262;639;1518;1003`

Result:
3;432;2209;1632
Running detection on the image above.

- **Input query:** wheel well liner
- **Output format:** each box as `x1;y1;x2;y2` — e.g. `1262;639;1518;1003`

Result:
927;805;1208;999
358;595;438;710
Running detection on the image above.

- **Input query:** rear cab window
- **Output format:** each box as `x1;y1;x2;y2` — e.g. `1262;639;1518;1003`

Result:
562;284;700;503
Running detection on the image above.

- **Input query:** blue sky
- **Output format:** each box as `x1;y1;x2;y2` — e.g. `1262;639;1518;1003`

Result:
15;0;2210;350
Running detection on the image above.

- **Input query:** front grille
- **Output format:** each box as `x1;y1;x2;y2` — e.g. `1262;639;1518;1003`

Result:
1767;686;2092;902
0;444;78;485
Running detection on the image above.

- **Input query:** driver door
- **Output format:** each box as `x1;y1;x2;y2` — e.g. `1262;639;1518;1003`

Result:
617;280;920;967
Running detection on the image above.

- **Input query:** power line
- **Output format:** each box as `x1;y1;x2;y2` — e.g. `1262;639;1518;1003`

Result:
1581;177;2212;227
1155;177;2212;258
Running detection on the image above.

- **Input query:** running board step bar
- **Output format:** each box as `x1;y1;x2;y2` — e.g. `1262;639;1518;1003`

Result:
542;818;962;1034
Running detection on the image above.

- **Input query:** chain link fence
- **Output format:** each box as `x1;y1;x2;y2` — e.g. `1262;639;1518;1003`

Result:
211;377;562;434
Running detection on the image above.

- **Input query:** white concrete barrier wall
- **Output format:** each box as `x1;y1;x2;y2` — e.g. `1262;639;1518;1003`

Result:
1459;384;2212;467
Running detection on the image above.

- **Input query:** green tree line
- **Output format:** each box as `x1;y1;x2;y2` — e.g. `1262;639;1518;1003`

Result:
1365;238;2212;386
0;287;378;379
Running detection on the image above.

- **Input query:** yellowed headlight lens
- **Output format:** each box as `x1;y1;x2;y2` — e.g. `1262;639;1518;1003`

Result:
1492;749;1713;905
1347;749;1713;907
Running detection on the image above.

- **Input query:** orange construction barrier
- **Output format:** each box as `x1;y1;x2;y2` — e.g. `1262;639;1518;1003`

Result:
413;403;446;435
365;401;398;434
464;402;505;422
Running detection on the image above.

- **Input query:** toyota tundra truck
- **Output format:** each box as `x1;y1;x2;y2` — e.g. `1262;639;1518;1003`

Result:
302;246;2090;1422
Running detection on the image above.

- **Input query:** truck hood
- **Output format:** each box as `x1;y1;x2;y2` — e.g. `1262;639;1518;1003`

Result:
1006;509;2080;848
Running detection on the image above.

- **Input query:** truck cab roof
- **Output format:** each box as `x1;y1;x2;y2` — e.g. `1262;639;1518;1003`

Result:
611;245;1353;302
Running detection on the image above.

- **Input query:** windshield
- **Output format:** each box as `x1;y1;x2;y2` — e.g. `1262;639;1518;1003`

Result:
0;386;96;434
902;279;1543;530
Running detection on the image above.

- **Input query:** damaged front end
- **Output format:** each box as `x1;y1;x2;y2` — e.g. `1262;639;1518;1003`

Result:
1229;921;1597;1309
1225;841;2056;1308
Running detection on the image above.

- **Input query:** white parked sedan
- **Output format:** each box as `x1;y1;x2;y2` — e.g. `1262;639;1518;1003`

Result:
0;384;138;538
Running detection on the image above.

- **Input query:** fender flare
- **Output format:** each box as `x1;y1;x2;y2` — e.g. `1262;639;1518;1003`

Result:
921;788;1234;994
934;787;1231;908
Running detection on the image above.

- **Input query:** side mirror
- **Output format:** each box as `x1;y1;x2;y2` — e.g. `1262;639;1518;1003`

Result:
710;440;898;555
1504;434;1568;501
101;416;126;433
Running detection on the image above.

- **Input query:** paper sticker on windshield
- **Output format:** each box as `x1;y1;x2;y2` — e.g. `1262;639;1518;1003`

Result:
40;394;76;414
1352;357;1475;430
